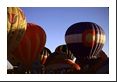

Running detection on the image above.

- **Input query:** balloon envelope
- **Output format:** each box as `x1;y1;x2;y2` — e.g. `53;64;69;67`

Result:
65;22;106;59
45;53;80;74
75;50;109;74
31;47;51;74
38;47;51;65
94;50;109;74
7;7;27;55
11;23;46;70
55;44;75;60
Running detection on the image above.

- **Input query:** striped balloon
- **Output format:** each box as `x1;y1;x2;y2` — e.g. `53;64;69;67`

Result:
55;44;75;60
65;22;106;59
11;23;46;70
31;47;51;73
7;7;27;55
39;47;51;65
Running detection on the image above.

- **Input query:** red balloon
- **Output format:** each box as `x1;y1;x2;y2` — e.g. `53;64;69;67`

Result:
45;53;80;74
11;23;46;70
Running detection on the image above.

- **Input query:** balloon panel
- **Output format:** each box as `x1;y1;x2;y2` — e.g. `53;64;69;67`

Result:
55;45;75;60
45;54;80;74
65;22;106;59
11;23;46;69
7;7;27;55
75;50;109;74
38;47;51;65
91;50;109;73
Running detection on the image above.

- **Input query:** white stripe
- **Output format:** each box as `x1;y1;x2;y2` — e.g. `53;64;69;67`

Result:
65;34;105;44
65;34;82;44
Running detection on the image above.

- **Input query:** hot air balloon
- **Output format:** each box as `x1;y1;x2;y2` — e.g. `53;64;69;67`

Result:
31;47;51;74
65;22;106;60
75;50;109;74
93;50;109;74
45;53;80;74
7;7;27;56
39;47;51;65
55;44;76;61
11;23;46;73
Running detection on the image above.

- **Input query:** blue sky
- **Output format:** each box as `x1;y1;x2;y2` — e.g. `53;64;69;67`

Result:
21;7;109;56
